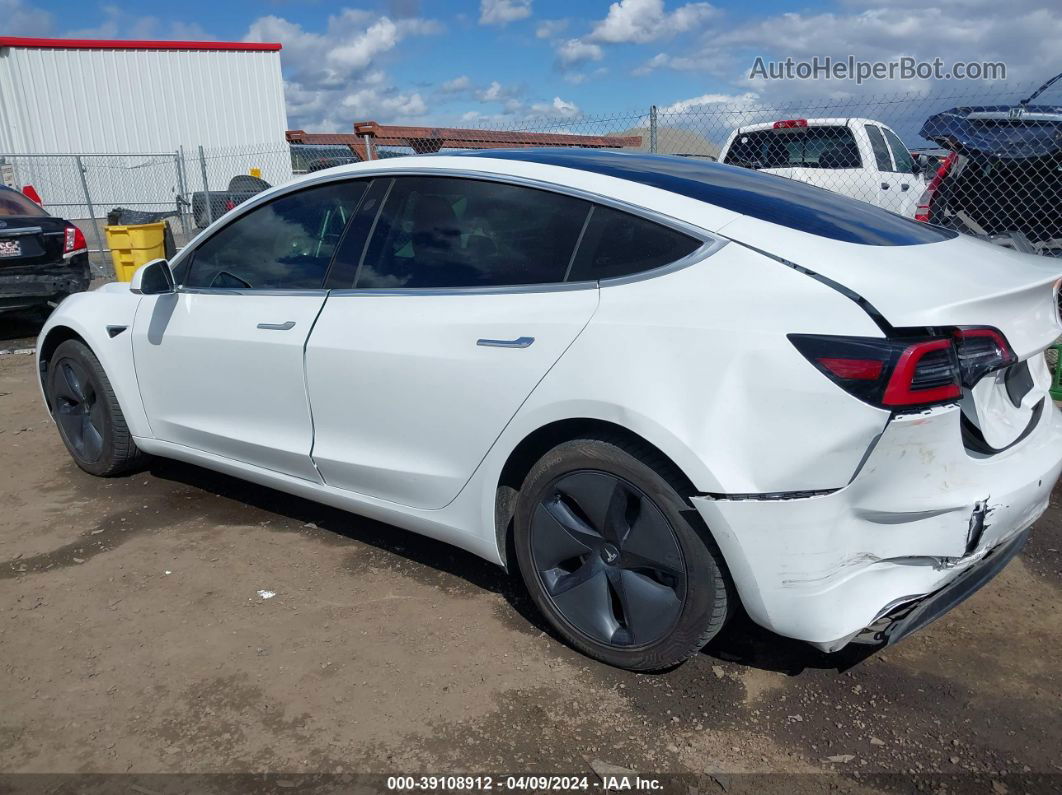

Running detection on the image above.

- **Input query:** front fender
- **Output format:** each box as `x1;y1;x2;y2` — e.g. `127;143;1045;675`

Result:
37;286;152;438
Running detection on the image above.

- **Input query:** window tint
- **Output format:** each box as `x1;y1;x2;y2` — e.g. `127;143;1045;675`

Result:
0;188;48;217
881;127;915;174
355;177;589;289
185;181;366;290
568;206;701;282
864;125;893;172
723;126;862;170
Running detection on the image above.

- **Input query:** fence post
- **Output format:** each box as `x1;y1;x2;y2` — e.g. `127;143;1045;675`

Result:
174;149;189;237
649;105;658;154
198;145;213;225
74;155;108;278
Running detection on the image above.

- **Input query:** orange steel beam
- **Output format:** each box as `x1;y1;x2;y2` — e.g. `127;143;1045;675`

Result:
286;123;641;160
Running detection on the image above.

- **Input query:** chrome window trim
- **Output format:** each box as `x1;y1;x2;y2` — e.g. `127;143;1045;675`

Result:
177;287;330;298
329;280;598;298
172;165;728;295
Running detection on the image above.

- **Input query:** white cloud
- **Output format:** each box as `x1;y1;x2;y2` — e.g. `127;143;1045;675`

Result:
530;96;581;118
479;81;504;101
244;9;443;129
555;38;604;65
1;0;53;34
588;0;717;44
535;19;568;39
440;75;472;93
659;91;760;114
479;0;532;26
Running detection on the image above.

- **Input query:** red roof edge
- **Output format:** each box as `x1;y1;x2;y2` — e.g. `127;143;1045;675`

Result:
0;36;281;52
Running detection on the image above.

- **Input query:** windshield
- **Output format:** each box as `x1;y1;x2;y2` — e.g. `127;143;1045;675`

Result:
0;188;48;218
724;126;862;169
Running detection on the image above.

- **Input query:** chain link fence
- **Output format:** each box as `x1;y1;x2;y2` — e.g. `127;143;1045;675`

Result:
2;78;1061;281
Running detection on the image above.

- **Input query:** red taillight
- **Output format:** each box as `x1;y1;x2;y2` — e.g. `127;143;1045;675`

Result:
790;334;961;409
817;357;884;380
791;327;1016;408
225;199;236;211
914;152;957;222
881;340;961;406
22;184;42;205
953;327;1016;387
63;224;87;257
772;119;808;129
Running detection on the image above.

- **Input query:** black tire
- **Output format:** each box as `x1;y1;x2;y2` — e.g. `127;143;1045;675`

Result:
513;436;733;671
46;339;148;477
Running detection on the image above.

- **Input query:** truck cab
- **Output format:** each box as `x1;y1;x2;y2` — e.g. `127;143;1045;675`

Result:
718;117;926;217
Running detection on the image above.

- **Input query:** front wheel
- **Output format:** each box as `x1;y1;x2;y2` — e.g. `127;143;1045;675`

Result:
513;437;733;671
46;339;148;477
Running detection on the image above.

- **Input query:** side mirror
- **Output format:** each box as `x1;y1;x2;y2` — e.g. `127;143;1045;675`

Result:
130;258;175;295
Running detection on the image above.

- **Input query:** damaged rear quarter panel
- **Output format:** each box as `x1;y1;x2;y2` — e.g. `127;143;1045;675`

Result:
693;402;1062;644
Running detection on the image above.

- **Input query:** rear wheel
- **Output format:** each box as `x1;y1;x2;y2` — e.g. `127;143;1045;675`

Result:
46;339;147;477
513;437;733;671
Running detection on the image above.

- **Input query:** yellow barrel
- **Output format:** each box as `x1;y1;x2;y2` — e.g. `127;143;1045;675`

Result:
104;222;168;282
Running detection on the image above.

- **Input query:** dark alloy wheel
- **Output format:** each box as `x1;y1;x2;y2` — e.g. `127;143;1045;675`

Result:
51;356;107;464
46;339;147;477
514;437;734;671
531;471;687;648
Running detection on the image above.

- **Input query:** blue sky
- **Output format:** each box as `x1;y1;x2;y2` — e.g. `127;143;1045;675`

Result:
4;0;1059;133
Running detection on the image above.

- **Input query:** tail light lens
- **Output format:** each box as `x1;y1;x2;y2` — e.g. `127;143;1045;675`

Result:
914;151;957;222
63;224;87;257
772;119;808;129
791;328;1017;408
952;328;1016;387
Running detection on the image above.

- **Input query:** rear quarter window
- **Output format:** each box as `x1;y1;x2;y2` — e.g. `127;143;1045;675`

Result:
568;206;701;281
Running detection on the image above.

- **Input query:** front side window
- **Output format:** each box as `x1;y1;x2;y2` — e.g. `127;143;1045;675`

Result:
724;126;862;170
354;177;590;289
184;181;366;290
881;127;915;174
864;125;894;172
568;206;701;281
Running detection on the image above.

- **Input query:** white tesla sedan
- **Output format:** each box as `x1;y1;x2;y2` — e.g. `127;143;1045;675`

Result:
37;150;1062;671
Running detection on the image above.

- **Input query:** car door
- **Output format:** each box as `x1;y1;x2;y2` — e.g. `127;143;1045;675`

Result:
305;175;601;509
131;179;367;481
879;124;925;217
865;124;920;215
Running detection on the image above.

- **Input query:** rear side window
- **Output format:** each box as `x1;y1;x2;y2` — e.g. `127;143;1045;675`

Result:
355;176;589;289
881;127;915;174
864;125;893;171
724;126;862;170
568;206;701;281
0;189;48;217
185;180;366;290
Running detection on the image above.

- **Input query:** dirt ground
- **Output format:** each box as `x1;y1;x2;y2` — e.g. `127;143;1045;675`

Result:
1;314;1061;794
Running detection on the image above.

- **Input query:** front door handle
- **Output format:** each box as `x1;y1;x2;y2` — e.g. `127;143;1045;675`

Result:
257;321;296;331
880;182;891;190
477;336;535;349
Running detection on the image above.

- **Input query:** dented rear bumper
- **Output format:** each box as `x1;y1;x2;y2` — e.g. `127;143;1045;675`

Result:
0;259;91;312
692;401;1062;651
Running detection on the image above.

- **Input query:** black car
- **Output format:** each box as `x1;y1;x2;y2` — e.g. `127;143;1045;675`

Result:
0;186;91;315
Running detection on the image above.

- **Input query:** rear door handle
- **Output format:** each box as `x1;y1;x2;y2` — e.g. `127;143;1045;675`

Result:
477;336;535;349
880;182;891;190
257;321;296;331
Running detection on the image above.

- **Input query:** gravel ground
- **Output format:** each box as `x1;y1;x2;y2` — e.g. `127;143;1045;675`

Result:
1;314;1060;794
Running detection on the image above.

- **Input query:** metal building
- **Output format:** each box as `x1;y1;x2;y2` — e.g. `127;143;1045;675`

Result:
0;36;289;219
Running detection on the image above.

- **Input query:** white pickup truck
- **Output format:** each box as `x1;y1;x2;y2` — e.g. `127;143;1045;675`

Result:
718;117;926;217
